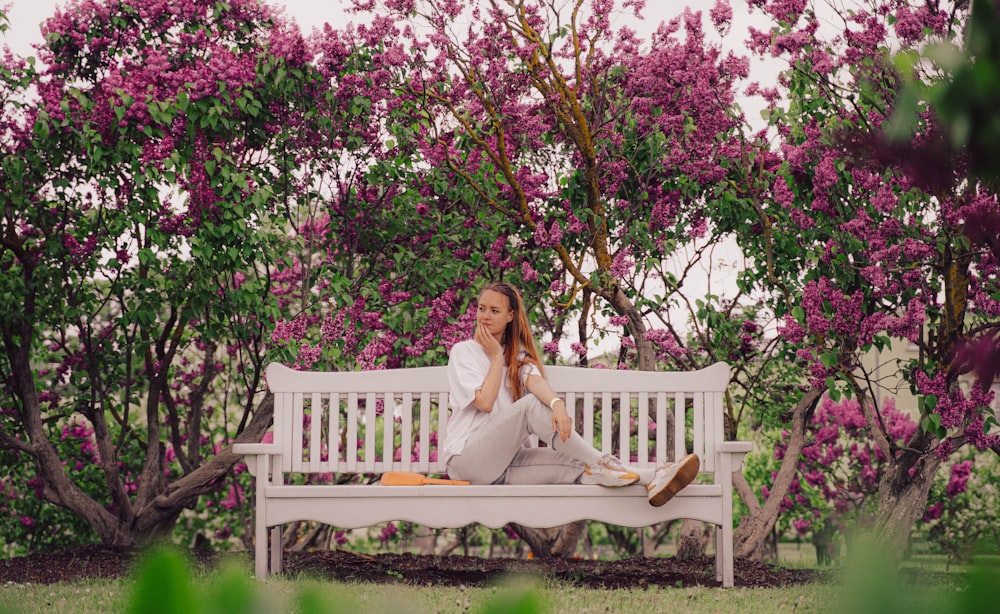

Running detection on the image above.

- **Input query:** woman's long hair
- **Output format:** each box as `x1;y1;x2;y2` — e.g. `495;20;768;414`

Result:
481;281;544;400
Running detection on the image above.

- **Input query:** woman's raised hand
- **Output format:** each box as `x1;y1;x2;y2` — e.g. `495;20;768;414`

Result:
475;323;504;360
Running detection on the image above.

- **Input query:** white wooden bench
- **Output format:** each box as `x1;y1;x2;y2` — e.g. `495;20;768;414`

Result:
233;361;752;586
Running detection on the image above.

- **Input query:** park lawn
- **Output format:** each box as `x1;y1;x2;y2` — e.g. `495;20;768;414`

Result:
0;577;838;614
1;544;986;614
0;573;966;614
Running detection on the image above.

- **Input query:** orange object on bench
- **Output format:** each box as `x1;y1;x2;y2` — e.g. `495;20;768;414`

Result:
380;471;470;486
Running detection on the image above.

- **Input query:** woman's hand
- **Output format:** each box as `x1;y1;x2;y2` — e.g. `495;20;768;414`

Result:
524;375;571;442
475;323;504;360
551;400;571;442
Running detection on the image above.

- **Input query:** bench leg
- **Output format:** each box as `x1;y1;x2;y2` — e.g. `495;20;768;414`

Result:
253;455;271;579
716;527;723;583
718;454;742;588
270;526;283;575
720;521;735;587
254;517;268;578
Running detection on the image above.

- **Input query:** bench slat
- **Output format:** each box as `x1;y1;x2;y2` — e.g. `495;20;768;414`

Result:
547;362;731;392
656;392;667;464
274;392;288;473
365;393;377;472
346;393;358;472
291;393;304;472
618;392;629;461
437;392;448;467
601;392;612;455
309;393;321;472
694;394;715;472
328;392;339;471
638;392;649;465
418;392;430;470
674;392;685;464
709;392;719;473
384;393;395;472
562;392;583;440
401;393;413;472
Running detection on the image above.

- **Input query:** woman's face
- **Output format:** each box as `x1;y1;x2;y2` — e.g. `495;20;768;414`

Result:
477;289;514;340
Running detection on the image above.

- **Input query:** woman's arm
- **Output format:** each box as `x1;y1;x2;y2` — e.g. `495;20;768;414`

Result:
472;356;504;412
525;373;572;442
471;323;504;412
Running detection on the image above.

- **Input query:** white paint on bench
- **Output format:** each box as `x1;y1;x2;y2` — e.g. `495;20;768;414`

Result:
234;361;752;586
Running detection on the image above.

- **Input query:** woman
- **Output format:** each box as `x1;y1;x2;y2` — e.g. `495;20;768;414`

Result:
442;281;699;507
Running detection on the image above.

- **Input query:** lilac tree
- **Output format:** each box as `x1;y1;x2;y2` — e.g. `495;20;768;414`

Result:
342;0;748;372
0;0;317;547
716;0;1000;556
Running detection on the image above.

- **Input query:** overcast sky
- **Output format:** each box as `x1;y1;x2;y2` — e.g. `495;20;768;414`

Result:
4;0;772;65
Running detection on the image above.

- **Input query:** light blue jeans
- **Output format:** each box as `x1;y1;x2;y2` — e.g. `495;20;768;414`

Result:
446;394;604;485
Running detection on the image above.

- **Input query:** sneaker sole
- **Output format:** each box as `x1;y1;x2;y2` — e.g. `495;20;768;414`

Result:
647;454;700;507
581;471;640;487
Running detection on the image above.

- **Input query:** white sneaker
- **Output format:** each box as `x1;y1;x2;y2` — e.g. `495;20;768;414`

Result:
580;454;640;487
646;453;700;507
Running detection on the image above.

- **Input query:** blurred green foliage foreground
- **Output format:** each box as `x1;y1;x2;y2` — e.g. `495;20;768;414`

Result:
123;543;1000;614
126;546;543;614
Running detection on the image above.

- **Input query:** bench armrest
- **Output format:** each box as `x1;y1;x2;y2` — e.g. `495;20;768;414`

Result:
716;440;753;477
233;442;282;455
233;442;282;477
717;441;753;454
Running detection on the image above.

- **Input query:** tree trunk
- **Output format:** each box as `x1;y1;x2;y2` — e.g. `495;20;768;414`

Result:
5;317;133;544
514;521;586;558
731;471;776;560
608;287;654;371
675;519;713;560
871;453;940;557
132;394;274;535
734;386;823;558
54;394;272;545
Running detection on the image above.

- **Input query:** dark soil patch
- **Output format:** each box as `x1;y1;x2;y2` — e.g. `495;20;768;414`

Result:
0;544;826;589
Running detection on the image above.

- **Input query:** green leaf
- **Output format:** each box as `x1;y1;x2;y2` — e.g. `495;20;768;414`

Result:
128;547;196;614
924;42;967;72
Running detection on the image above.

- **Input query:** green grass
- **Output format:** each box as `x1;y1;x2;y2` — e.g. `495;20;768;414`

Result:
0;545;994;614
0;575;856;614
0;570;968;614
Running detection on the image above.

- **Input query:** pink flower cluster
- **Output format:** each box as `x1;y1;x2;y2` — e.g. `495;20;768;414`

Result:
946;460;973;498
915;370;999;451
61;421;101;464
643;329;687;361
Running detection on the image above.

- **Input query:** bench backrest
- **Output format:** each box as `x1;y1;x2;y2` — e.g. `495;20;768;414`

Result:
264;361;731;477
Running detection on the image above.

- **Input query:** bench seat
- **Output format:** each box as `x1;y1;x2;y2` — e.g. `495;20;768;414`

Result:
256;483;725;527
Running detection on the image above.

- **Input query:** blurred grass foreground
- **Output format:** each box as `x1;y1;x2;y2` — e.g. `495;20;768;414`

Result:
1;540;999;614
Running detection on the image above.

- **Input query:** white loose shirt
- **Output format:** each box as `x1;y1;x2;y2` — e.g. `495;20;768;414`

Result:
441;339;541;464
